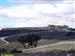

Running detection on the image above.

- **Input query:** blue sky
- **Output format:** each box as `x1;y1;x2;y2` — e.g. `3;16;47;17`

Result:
0;0;75;29
0;0;33;7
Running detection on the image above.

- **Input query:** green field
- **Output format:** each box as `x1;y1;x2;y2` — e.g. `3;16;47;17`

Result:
1;54;14;56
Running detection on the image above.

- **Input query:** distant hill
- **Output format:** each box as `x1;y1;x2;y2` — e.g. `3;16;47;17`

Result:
68;28;75;31
0;27;48;37
0;27;75;42
4;31;75;42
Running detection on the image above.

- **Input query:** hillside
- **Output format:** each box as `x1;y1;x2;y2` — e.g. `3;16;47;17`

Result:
4;31;75;42
0;27;48;37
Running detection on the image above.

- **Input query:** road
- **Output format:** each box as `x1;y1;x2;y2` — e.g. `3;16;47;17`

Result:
0;37;9;45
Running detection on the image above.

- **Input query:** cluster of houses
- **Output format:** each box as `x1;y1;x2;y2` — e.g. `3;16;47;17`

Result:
47;25;69;31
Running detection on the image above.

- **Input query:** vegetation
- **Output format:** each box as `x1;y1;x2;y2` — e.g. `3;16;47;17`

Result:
0;28;47;37
20;49;75;56
17;34;41;49
0;49;75;56
0;39;75;51
0;39;61;49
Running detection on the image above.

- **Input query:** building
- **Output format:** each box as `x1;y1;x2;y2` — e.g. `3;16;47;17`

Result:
47;25;69;31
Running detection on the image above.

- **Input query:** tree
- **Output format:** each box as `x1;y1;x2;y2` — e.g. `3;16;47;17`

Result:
17;37;27;48
27;34;41;48
17;34;41;49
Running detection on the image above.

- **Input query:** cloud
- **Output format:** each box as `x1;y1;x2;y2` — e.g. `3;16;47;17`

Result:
0;1;75;29
0;3;68;18
8;0;60;3
0;5;39;18
8;0;74;3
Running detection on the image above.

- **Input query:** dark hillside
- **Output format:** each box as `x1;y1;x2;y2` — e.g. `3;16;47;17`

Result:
0;28;48;37
5;31;75;42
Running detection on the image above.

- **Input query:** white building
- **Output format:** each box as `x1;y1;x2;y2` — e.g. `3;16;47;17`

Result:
47;25;69;31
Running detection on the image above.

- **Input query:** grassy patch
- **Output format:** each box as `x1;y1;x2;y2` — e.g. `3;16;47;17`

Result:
0;39;75;51
0;39;61;49
0;42;23;49
47;44;75;51
1;54;14;56
38;39;62;46
25;43;75;53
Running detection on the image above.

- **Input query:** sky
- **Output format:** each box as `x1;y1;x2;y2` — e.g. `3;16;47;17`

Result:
0;0;75;30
